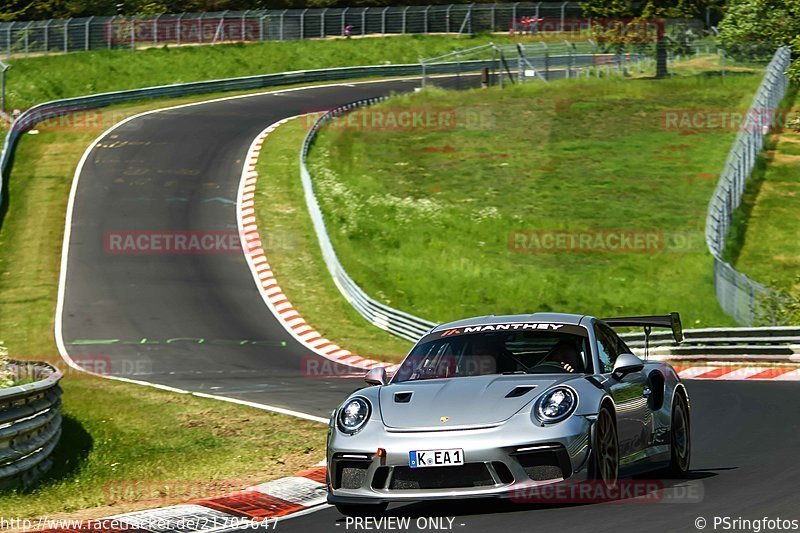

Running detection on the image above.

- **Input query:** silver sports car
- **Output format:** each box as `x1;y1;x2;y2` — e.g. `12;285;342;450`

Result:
326;312;690;516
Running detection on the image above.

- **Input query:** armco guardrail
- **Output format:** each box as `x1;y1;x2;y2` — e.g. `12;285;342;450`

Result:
0;60;490;214
299;50;643;342
0;46;641;217
300;97;437;342
704;46;793;326
0;361;63;488
621;327;800;362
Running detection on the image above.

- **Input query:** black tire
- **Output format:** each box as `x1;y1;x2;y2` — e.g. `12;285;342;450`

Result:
335;503;388;517
666;392;691;477
590;406;619;490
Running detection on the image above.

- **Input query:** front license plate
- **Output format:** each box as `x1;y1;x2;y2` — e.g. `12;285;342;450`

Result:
409;448;464;468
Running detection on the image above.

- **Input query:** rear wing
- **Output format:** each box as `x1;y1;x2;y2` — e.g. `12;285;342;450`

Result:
602;312;683;343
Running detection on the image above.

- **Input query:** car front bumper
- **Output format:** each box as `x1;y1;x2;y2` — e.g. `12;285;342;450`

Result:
327;410;594;504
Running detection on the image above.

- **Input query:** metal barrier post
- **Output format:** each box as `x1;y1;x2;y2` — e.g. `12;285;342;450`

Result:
85;17;93;51
382;7;389;35
152;14;160;47
0;61;8;113
45;19;52;52
402;6;409;34
446;5;452;33
361;8;366;36
23;21;31;55
177;13;184;46
64;19;70;53
300;8;307;40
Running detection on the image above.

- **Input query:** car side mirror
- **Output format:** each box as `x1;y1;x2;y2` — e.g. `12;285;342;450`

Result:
364;367;387;386
612;353;644;380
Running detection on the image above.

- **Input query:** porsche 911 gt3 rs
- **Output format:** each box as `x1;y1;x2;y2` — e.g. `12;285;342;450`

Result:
326;312;690;516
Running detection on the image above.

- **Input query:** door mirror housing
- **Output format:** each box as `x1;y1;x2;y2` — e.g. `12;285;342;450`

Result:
364;367;387;386
612;353;645;380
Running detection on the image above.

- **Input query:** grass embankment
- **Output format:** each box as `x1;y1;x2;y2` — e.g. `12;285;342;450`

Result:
304;71;763;328
731;89;800;292
254;116;413;361
0;95;326;520
5;33;535;110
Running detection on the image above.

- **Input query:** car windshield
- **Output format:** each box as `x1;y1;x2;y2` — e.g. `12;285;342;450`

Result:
392;324;592;383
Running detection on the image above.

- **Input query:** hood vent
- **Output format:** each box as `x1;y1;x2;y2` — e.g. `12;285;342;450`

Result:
394;392;413;403
505;385;537;398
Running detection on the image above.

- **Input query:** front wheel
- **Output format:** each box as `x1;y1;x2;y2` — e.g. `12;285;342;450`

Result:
590;406;619;490
335;503;388;517
666;393;691;477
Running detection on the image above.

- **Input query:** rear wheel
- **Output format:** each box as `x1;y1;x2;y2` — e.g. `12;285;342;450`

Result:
335;503;388;517
666;393;691;477
591;406;619;490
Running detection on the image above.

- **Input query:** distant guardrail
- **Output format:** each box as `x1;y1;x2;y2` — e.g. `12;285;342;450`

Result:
704;46;794;326
0;60;506;215
0;361;62;488
621;327;800;362
4;55;606;214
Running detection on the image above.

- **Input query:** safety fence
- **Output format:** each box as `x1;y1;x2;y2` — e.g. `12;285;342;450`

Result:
0;3;585;56
704;46;793;325
0;361;62;488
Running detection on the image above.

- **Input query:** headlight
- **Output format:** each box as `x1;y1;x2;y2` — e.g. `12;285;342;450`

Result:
536;386;577;424
337;397;371;434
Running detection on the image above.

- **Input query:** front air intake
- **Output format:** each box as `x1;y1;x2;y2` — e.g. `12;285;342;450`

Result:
505;385;537;398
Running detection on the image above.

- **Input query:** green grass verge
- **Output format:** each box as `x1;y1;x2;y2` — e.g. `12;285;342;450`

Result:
6;34;541;111
732;88;800;293
0;93;327;520
253;116;413;361
305;70;764;329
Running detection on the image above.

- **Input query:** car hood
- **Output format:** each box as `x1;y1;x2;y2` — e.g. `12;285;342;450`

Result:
379;375;565;430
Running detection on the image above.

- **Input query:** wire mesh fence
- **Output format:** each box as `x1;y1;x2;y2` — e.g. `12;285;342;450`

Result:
704;46;793;326
0;3;589;56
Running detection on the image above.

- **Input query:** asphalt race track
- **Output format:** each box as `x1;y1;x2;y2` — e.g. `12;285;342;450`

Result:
60;76;472;417
62;78;410;416
59;75;800;531
279;380;800;532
